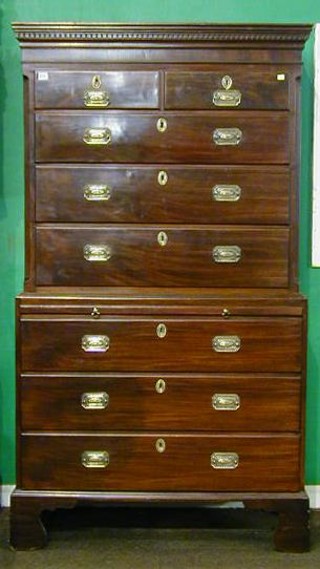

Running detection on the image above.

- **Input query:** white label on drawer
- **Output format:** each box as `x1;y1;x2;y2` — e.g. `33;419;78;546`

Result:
37;71;49;81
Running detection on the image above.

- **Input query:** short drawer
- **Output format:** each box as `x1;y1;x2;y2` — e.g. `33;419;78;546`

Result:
36;165;290;225
36;226;289;288
165;68;289;110
20;434;301;492
35;70;160;109
20;373;301;432
35;112;289;164
20;316;302;373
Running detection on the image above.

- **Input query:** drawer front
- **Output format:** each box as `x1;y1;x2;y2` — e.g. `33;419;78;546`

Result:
20;434;301;492
36;166;289;225
35;112;289;164
35;70;160;109
20;374;301;432
20;317;302;373
165;69;289;110
36;227;289;288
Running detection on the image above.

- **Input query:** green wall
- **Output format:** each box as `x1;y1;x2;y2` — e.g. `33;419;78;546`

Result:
0;0;319;485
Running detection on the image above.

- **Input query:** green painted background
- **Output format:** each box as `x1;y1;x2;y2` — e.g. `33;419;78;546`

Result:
0;0;319;486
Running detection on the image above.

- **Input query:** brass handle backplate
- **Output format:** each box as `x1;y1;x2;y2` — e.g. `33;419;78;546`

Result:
211;452;239;469
84;244;112;262
213;89;241;107
213;245;241;264
81;335;110;353
81;392;109;410
84;184;111;201
212;335;241;353
213;128;242;146
212;185;241;202
83;127;111;145
212;393;240;411
81;450;109;468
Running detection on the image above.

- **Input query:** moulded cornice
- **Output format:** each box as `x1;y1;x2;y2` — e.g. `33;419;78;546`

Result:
12;22;313;46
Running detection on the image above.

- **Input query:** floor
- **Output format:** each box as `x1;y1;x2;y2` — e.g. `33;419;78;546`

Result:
0;506;320;568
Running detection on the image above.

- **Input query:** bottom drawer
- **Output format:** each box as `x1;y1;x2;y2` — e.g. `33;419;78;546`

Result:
20;434;301;492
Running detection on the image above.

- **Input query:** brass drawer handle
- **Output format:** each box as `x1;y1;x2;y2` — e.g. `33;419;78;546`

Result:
213;89;241;107
212;185;241;202
81;450;109;468
84;89;109;108
83;127;111;145
81;335;110;353
213;128;242;146
213;74;241;107
156;438;166;453
212;335;241;353
83;244;112;262
211;452;239;470
81;392;109;410
213;245;241;263
84;74;110;107
158;170;168;186
156;323;167;338
212;393;240;411
157;117;167;133
157;231;168;247
84;184;111;201
155;379;166;394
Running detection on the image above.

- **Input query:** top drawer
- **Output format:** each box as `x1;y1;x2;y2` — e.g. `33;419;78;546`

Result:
34;71;160;109
165;69;289;110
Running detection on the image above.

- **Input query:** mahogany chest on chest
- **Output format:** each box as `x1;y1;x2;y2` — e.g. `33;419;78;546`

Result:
11;22;312;551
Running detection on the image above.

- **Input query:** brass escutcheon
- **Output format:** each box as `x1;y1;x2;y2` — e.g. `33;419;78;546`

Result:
155;438;166;453
157;231;168;247
158;170;168;186
155;378;166;394
156;323;167;338
157;117;167;133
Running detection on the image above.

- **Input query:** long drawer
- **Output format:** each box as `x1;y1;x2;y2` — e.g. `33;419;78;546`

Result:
20;316;302;373
35;165;290;225
36;226;289;288
19;434;301;492
20;373;301;432
35;112;289;164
